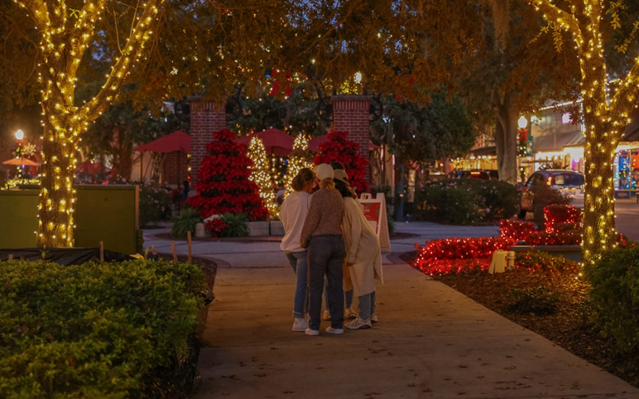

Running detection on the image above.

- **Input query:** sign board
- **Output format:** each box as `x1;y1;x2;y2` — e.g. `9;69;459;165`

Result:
358;193;391;252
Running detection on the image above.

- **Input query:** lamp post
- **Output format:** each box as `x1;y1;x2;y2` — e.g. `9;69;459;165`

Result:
517;117;530;183
15;129;24;178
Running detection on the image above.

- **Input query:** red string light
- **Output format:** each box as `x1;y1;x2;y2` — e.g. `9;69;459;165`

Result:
414;237;514;275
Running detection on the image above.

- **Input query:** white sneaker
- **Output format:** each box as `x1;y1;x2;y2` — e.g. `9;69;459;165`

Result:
305;328;319;336
344;308;357;319
325;326;344;334
292;318;309;332
370;313;378;324
346;317;372;330
322;310;331;320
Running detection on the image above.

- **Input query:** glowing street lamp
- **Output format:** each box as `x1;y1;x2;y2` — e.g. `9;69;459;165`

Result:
15;129;24;141
518;116;528;129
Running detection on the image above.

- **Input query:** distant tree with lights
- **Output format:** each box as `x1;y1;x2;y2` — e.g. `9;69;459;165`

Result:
285;135;313;196
188;129;268;222
246;136;278;217
505;0;639;262
314;131;369;194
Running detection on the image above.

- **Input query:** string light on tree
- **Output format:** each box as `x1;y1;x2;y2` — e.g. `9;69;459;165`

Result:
527;0;639;264
247;136;278;217
285;134;313;196
12;0;163;248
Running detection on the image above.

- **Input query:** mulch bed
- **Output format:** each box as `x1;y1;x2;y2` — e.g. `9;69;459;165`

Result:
401;250;639;388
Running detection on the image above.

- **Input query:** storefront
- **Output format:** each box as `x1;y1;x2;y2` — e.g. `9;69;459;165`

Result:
613;143;639;195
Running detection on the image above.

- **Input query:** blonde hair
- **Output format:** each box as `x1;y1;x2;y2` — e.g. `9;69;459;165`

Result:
291;168;315;191
319;177;335;190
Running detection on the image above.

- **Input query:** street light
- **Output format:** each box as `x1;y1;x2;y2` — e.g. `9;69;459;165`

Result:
518;116;528;129
15;129;24;141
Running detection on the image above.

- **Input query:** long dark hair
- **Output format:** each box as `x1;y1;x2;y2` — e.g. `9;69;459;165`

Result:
334;179;355;198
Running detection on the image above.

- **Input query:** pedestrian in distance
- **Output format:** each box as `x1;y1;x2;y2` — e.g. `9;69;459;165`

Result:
300;163;346;336
279;168;315;332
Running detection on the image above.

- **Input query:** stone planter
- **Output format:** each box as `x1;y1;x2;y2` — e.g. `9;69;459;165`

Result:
247;221;269;237
270;220;285;236
510;245;581;263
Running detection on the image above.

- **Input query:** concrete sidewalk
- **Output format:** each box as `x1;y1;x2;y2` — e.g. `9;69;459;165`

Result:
144;223;639;399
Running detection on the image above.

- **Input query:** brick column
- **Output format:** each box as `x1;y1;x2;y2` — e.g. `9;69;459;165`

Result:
188;97;226;185
331;95;371;184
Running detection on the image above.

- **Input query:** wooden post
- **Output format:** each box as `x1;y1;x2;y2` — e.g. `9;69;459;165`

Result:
99;241;104;263
171;241;178;264
8;254;13;261
187;231;192;263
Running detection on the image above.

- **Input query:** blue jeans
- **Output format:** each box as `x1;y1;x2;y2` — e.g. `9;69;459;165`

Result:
308;236;346;330
358;291;376;320
324;286;353;310
285;251;309;319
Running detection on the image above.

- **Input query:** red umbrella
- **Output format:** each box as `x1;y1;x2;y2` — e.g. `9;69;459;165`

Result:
2;157;41;166
308;134;380;152
235;128;295;156
134;131;191;153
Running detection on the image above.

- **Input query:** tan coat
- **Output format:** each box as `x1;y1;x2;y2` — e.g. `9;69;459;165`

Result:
342;197;384;297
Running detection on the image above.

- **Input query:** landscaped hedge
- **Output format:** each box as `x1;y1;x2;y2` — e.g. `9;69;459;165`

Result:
586;245;639;355
416;179;520;225
0;259;208;398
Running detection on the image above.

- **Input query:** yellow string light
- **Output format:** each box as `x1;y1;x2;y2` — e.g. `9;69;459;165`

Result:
531;0;633;265
285;135;313;197
13;0;162;247
247;137;278;218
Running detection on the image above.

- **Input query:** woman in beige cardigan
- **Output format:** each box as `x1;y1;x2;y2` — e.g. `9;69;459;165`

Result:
334;170;384;330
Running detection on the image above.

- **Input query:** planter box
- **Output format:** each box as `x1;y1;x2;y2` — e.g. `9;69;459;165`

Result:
270;220;285;236
511;245;581;262
247;221;269;237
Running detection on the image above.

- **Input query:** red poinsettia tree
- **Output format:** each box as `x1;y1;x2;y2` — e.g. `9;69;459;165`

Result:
189;129;268;234
313;131;369;193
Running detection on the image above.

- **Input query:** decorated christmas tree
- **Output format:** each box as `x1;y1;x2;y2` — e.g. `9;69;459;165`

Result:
247;136;278;217
189;129;268;234
313;131;369;193
285;134;313;196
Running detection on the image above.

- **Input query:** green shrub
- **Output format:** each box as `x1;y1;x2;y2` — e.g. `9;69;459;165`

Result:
171;208;203;238
515;251;578;271
586;245;639;354
508;286;560;315
470;179;520;221
387;212;396;236
416;179;519;225
139;182;172;227
0;259;207;398
221;213;249;237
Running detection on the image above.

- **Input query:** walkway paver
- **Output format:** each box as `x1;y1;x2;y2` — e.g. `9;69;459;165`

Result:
144;222;639;399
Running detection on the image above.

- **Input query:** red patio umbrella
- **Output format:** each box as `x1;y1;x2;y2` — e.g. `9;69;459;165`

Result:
134;131;191;153
2;157;41;166
308;134;380;152
235;128;295;156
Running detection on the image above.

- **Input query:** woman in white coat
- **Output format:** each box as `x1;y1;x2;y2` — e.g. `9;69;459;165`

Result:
333;170;383;329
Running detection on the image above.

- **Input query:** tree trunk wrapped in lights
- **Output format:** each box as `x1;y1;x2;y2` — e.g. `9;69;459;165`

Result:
527;0;638;263
14;0;162;247
284;135;313;196
246;136;278;217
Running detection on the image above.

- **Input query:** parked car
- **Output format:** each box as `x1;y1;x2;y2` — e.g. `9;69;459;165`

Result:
519;170;584;217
